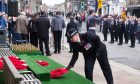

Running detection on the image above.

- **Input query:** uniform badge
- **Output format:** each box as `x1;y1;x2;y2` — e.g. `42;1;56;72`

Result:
84;43;92;51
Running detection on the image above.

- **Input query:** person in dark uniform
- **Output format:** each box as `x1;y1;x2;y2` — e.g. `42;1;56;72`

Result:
102;17;108;41
86;9;101;32
117;18;125;45
66;17;78;53
114;18;119;42
124;17;130;44
109;17;115;44
66;28;114;84
137;18;140;44
129;17;138;48
28;13;38;47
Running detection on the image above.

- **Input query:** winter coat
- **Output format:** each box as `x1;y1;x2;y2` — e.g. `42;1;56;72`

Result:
14;15;29;34
36;15;50;38
51;15;66;32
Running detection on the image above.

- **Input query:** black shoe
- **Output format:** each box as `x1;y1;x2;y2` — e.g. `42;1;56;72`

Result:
124;42;128;44
115;40;118;42
54;51;57;54
47;53;52;56
103;40;107;41
69;51;73;53
109;42;114;44
58;51;61;54
41;52;44;55
117;43;122;45
129;46;135;48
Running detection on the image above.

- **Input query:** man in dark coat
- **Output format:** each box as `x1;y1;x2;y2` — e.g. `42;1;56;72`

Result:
117;19;125;45
66;28;114;84
36;11;51;56
28;13;38;47
102;18;108;41
129;17;138;48
124;17;130;44
114;18;119;42
137;19;140;44
109;18;115;44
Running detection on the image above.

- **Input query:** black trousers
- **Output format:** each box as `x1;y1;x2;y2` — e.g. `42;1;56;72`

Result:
110;32;115;43
124;31;129;43
53;31;62;52
83;44;114;84
137;32;140;43
103;34;107;41
30;32;38;47
115;31;118;41
39;37;50;55
118;33;123;44
130;33;136;46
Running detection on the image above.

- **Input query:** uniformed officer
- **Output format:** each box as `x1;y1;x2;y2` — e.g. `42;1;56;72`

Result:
124;17;130;44
109;17;115;44
129;17;138;48
102;17;108;41
66;28;114;84
117;18;125;45
114;18;119;42
86;9;102;32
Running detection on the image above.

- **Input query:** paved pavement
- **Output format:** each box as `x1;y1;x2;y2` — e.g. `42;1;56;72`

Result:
49;49;140;84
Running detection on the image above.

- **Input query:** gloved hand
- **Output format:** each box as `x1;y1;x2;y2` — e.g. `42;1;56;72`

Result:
66;66;72;71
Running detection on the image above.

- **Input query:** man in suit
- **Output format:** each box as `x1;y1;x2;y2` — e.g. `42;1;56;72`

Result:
102;17;108;41
129;17;138;48
117;18;125;45
124;17;130;44
36;11;51;56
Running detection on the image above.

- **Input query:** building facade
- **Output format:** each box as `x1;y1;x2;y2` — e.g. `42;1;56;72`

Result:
126;0;140;17
66;0;87;12
0;0;8;13
102;0;125;15
18;0;42;14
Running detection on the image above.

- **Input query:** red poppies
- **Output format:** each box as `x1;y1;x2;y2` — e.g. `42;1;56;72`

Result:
8;56;28;70
50;68;68;79
36;61;49;67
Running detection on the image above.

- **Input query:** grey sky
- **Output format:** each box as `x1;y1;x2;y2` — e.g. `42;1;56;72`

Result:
42;0;65;6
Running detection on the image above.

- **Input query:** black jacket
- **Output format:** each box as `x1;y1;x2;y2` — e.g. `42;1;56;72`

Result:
129;20;138;34
102;20;108;34
68;30;101;67
124;21;130;32
109;21;116;33
36;16;50;38
86;16;101;31
117;21;125;34
28;19;38;32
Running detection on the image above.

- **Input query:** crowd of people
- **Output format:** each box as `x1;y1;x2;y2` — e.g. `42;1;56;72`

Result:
6;11;66;56
101;15;140;48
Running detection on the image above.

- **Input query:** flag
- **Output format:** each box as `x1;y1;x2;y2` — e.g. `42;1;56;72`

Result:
121;7;126;20
98;0;102;9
